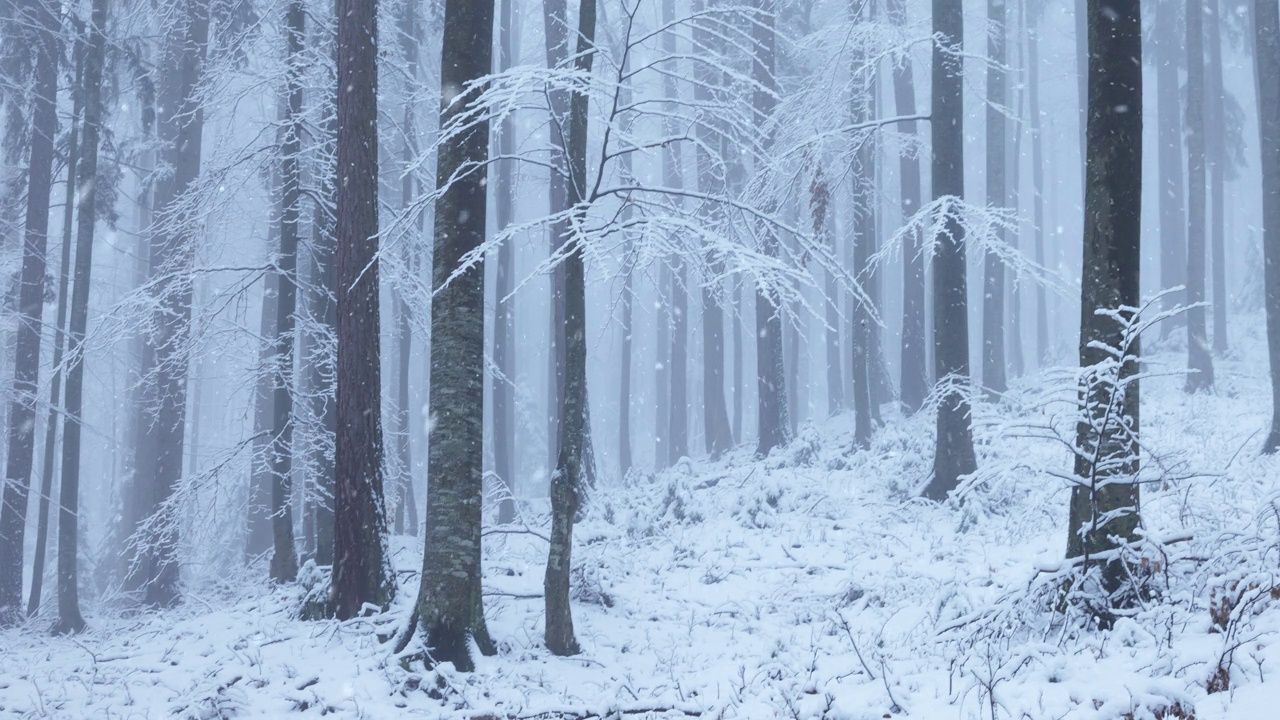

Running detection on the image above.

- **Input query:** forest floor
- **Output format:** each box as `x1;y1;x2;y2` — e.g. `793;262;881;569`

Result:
4;319;1280;719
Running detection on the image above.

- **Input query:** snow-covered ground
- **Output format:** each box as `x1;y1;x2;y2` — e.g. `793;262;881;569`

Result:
4;321;1280;719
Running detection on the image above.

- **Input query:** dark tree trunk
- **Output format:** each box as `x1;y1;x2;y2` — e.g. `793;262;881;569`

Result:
247;265;278;560
332;0;390;619
29;44;83;619
53;0;108;636
0;0;58;623
693;0;733;457
545;0;597;658
811;169;842;416
922;0;978;501
887;0;927;414
132;0;210;608
663;0;688;465
414;0;497;671
1185;0;1215;392
1065;0;1143;604
308;99;338;567
752;0;790;458
655;263;671;467
850;10;873;449
1029;19;1049;367
544;0;570;476
1206;0;1227;354
982;0;1008;397
1256;0;1280;453
1154;4;1187;337
268;0;304;585
493;0;518;521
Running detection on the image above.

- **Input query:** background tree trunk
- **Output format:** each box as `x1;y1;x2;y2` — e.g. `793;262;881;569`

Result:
54;0;109;635
1255;0;1280;453
982;0;1008;397
0;0;59;623
752;0;790;458
1154;4;1187;338
1206;0;1227;354
887;0;927;414
1185;0;1215;392
1029;16;1049;366
493;0;518;523
332;0;390;620
544;0;570;476
923;0;978;501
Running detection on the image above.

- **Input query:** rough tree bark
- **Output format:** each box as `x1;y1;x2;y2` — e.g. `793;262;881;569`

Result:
53;0;109;635
1065;0;1143;607
982;0;1008;397
332;0;391;619
922;0;978;501
412;0;498;671
1255;0;1280;453
887;0;927;414
307;96;337;566
0;0;59;623
1185;0;1215;392
752;0;791;458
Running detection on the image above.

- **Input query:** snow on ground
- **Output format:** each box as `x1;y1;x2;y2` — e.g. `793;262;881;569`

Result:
4;320;1280;719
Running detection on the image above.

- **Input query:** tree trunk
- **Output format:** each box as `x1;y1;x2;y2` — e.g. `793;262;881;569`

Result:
617;47;634;476
247;265;278;560
1029;18;1049;367
307;98;337;567
29;43;83;619
1206;0;1227;354
1008;9;1025;381
752;0;790;458
414;0;497;671
1154;3;1187;338
887;0;927;414
1256;0;1280;453
850;6;873;449
1065;0;1143;608
693;0;733;457
0;0;58;623
493;0;519;521
663;0;688;465
655;263;671;467
332;0;390;619
1185;0;1215;392
544;0;570;477
545;0;597;658
53;0;108;635
982;0;1008;397
812;169;843;416
268;0;304;585
922;0;978;501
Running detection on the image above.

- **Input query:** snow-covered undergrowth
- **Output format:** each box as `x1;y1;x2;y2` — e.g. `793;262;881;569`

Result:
4;325;1280;719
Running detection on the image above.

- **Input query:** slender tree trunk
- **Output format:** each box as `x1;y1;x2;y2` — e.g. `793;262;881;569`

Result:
663;0;689;465
544;0;570;476
308;97;338;567
812;169;843;416
693;0;733;457
415;0;498;671
247;266;278;559
1185;0;1215;392
982;0;1008;397
332;0;391;619
268;0;304;584
493;0;519;522
29;45;83;618
850;8;873;449
753;0;790;458
1029;19;1049;367
0;0;59;623
617;47;634;476
1255;0;1280;453
53;0;108;635
887;0;927;414
1154;4;1187;337
1074;0;1087;181
545;0;597;658
1065;0;1143;608
923;0;978;500
1206;0;1227;354
1008;8;1025;381
655;263;671;467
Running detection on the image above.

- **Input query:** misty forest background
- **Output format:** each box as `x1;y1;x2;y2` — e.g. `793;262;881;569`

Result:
1;0;1280;717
